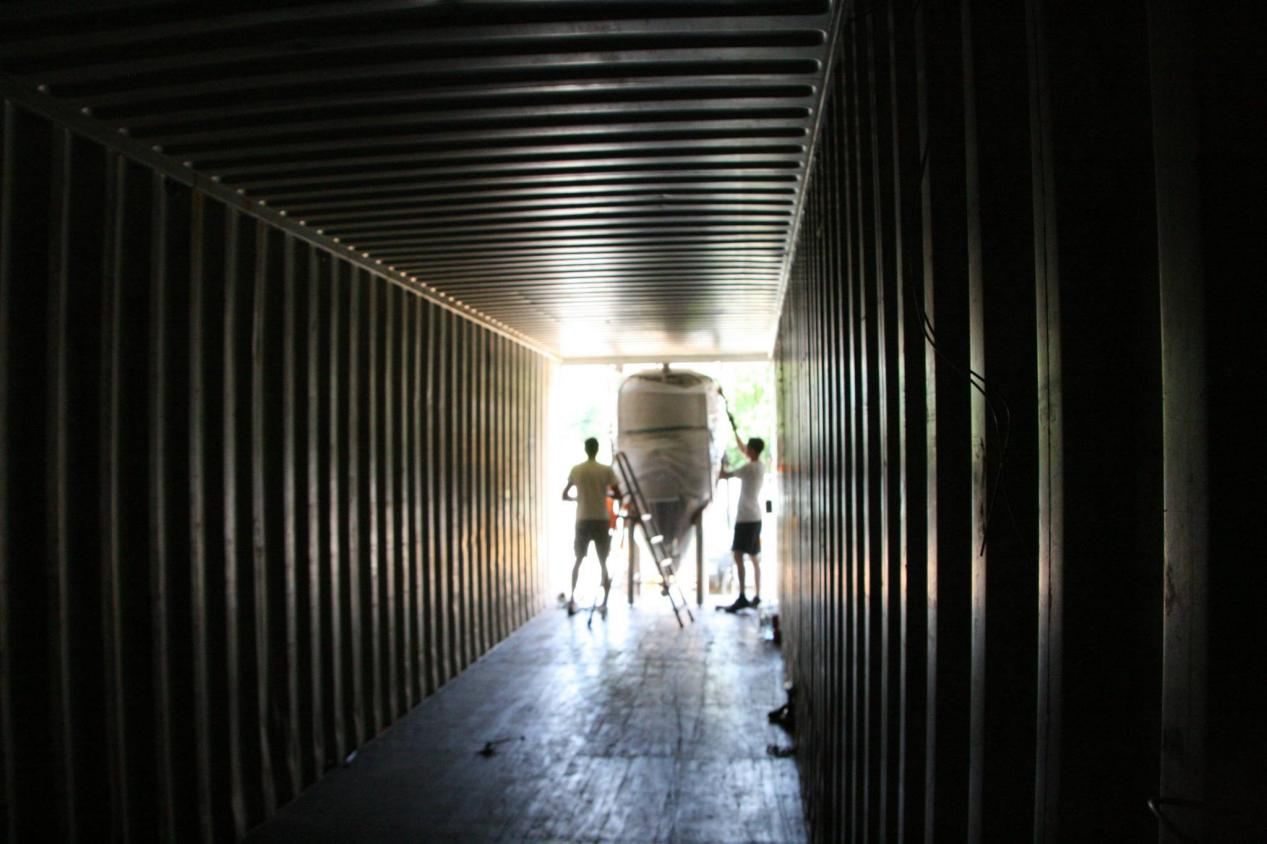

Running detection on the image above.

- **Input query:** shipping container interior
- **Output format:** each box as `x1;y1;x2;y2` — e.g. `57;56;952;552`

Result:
0;1;1260;842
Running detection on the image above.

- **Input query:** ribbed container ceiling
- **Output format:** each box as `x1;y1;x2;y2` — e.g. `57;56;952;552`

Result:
1;0;836;359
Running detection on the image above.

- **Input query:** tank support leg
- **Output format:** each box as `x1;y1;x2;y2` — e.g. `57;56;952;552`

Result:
695;515;705;606
627;518;638;605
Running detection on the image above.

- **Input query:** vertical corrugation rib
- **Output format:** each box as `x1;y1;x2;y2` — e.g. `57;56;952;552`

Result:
248;217;277;817
149;170;177;841
188;189;216;842
47;125;77;840
281;233;303;798
0;102;12;844
305;243;326;777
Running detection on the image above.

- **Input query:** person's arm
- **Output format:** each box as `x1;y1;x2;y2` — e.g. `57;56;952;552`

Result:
562;483;576;501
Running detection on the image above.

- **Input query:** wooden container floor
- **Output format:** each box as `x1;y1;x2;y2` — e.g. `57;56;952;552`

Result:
247;597;805;843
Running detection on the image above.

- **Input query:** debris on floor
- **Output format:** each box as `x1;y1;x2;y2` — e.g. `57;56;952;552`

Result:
477;736;525;758
760;608;781;643
768;685;797;734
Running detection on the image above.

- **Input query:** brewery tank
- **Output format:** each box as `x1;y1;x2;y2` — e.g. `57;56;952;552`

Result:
615;367;726;558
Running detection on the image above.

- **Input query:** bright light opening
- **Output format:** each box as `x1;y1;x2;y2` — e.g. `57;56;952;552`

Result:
546;360;779;612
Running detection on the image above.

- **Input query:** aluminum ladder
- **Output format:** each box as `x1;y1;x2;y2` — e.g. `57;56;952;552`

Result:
613;451;695;628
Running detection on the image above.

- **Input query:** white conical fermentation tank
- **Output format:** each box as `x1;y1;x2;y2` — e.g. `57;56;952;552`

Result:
616;368;726;558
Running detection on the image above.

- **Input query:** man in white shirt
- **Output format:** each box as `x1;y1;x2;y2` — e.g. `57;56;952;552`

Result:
718;432;766;612
561;437;620;616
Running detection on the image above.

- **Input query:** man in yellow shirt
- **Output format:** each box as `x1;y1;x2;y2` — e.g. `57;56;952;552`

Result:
562;437;620;616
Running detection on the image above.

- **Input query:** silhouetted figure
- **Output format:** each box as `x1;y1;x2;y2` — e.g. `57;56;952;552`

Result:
561;437;619;616
719;433;766;612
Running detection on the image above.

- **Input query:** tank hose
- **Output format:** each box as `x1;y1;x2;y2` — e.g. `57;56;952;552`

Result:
717;386;741;437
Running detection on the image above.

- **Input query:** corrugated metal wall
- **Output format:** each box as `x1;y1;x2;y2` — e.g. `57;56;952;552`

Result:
0;99;551;842
772;0;1245;841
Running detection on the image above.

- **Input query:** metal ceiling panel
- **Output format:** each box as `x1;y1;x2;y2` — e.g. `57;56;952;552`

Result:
1;0;837;359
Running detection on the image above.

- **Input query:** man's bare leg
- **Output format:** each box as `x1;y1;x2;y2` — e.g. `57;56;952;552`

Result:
721;549;754;611
569;556;584;614
750;553;762;605
598;558;612;611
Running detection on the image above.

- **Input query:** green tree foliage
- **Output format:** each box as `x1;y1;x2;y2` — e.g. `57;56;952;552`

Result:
716;362;776;469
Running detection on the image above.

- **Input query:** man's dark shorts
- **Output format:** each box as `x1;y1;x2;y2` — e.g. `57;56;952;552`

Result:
574;519;612;560
732;521;762;555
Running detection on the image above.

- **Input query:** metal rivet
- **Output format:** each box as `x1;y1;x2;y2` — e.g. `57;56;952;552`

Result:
37;84;49;93
278;210;287;217
152;145;163;153
211;175;220;182
182;160;193;168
